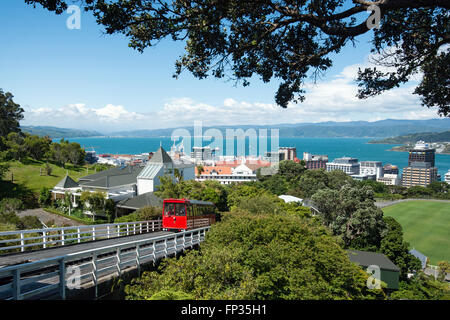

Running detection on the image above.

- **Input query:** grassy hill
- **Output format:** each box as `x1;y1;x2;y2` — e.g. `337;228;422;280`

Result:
383;201;450;265
0;159;101;206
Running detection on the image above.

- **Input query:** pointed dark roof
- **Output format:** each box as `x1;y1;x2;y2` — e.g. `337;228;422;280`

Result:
148;147;172;164
55;175;79;189
79;166;143;189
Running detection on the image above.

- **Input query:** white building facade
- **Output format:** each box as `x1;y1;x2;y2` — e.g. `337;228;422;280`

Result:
326;157;360;175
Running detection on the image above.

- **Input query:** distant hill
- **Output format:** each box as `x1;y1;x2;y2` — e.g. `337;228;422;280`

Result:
369;131;450;144
21;126;103;139
110;119;450;138
21;119;450;139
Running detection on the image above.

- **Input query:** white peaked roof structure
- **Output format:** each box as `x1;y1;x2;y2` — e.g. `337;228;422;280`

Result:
138;147;173;180
278;195;303;203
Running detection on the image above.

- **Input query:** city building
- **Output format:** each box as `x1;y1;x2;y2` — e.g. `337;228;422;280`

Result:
326;157;360;175
137;147;195;195
402;141;439;187
195;163;258;185
351;173;376;181
265;147;297;162
51;147;194;219
383;164;399;175
445;170;450;184
377;174;401;186
303;152;328;170
360;161;383;179
191;146;213;163
278;147;297;161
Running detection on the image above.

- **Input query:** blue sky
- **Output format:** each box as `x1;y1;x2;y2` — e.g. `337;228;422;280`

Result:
0;0;441;132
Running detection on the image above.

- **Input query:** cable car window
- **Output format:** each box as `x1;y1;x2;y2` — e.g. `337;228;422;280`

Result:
175;203;186;216
164;203;175;216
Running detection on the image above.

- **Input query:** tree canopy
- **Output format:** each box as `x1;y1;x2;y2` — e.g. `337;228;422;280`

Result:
0;89;24;138
125;211;384;300
25;0;450;116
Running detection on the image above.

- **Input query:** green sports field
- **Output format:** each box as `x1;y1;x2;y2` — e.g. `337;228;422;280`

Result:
383;200;450;265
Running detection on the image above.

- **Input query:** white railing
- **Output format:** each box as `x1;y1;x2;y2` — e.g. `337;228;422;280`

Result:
0;227;209;300
0;220;162;254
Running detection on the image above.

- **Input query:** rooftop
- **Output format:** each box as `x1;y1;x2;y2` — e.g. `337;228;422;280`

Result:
116;192;163;210
347;249;400;272
54;175;79;189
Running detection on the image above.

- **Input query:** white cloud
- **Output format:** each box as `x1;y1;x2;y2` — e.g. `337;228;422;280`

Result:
22;56;442;132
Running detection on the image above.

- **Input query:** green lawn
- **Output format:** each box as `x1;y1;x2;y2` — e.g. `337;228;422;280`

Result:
1;159;97;193
383;200;450;265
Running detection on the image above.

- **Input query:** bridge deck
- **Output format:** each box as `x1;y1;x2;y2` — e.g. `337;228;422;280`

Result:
0;231;172;268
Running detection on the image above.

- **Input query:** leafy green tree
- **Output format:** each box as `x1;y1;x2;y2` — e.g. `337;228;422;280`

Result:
0;163;9;181
38;187;52;206
22;134;51;160
18;216;43;230
4;132;26;161
293;169;354;198
48;142;65;166
80;191;110;218
390;274;450;300
226;183;269;210
195;165;204;178
296;169;329;198
326;170;356;190
155;177;228;211
65;141;86;165
277;160;306;185
125;212;384;300
278;202;312;219
406;186;433;198
311;185;386;250
25;1;450;116
437;261;450;282
426;182;449;199
43;162;53;176
234;194;282;215
0;89;24;138
260;174;289;195
155;175;181;199
358;180;388;194
0;198;24;213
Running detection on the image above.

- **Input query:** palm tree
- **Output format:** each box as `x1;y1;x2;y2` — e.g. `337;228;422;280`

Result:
196;165;204;178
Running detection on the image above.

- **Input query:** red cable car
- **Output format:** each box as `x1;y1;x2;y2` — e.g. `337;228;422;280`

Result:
162;198;216;231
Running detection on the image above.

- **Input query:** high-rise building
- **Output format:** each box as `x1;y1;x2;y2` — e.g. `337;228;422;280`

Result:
191;146;212;163
402;141;439;187
303;152;328;170
383;164;399;175
360;161;383;179
279;147;297;161
326;157;360;175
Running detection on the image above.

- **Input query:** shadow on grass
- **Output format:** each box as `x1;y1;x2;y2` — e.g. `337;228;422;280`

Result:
20;158;44;166
0;180;38;208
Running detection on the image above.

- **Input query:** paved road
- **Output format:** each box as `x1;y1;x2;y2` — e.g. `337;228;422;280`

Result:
0;230;172;267
375;198;450;208
17;209;86;227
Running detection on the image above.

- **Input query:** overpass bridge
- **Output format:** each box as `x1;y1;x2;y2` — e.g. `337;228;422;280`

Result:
0;220;210;300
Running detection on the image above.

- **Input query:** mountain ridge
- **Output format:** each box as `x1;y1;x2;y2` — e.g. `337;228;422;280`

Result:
21;119;450;139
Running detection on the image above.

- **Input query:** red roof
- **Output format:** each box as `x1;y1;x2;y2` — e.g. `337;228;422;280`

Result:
195;166;233;175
